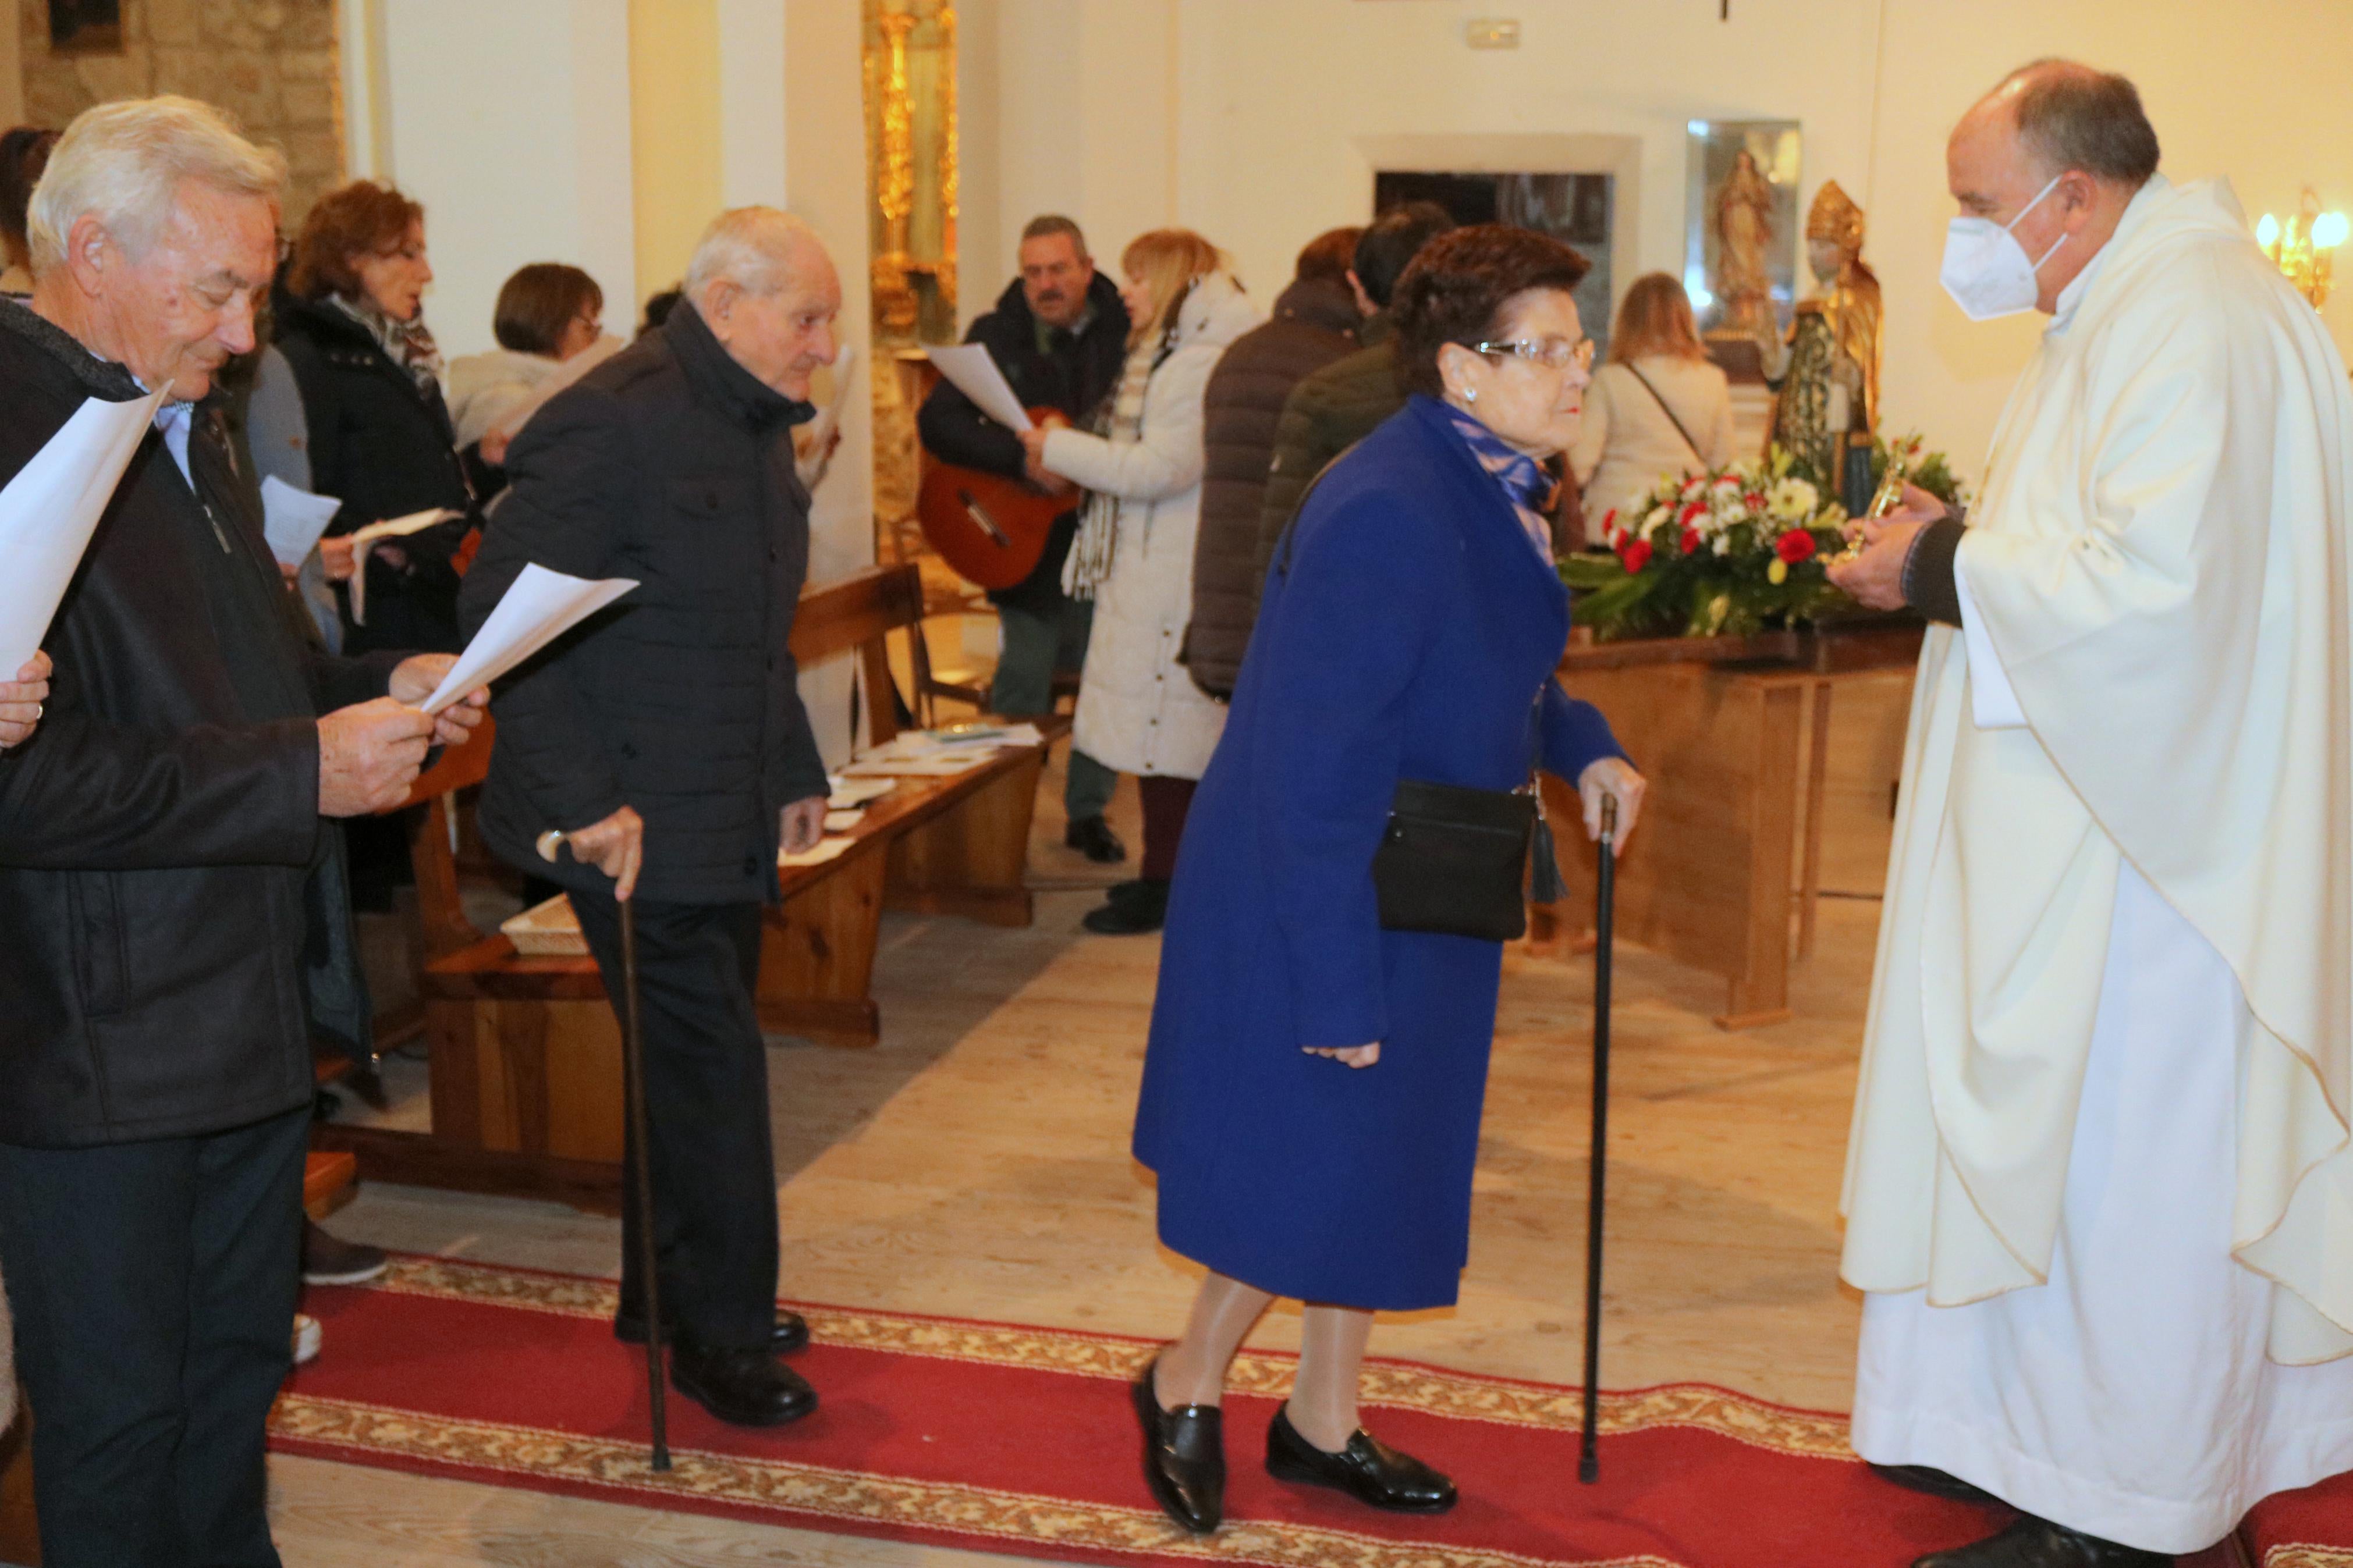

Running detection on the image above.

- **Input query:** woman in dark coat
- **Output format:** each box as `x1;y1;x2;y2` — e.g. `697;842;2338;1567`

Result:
1128;226;1646;1534
276;180;474;655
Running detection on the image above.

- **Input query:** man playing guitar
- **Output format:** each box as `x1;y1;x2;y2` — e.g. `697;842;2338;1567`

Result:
918;215;1132;863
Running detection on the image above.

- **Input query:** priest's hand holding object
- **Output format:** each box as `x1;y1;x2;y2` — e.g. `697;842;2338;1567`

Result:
0;652;50;750
1827;515;1925;611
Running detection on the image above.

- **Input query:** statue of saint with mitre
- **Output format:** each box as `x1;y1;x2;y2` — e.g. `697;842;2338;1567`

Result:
1756;179;1883;490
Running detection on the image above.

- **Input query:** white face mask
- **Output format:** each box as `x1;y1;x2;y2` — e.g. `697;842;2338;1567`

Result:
1940;175;2070;321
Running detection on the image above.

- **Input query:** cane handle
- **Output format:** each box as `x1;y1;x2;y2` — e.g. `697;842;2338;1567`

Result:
535;829;568;864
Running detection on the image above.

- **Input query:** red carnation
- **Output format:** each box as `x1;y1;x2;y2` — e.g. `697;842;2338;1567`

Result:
1680;527;1703;555
1678;500;1708;527
1745;491;1766;509
1775;529;1818;564
1620;538;1653;574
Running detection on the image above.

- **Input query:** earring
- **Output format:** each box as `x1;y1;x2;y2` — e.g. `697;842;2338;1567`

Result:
1464;387;1478;404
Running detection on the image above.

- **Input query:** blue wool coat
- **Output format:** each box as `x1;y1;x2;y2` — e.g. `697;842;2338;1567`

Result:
1132;394;1626;1311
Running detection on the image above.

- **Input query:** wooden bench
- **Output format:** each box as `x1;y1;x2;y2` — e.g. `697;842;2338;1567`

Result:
313;563;1060;1211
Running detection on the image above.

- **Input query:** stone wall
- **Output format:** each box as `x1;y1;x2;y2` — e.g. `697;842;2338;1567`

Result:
16;0;345;226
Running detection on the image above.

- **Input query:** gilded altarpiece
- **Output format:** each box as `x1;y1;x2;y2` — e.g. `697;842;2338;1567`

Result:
861;0;958;550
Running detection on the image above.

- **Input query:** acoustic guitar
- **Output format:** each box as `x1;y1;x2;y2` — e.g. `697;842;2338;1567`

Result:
917;407;1076;592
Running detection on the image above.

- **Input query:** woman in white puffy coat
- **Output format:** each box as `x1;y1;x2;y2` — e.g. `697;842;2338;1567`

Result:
1022;230;1261;934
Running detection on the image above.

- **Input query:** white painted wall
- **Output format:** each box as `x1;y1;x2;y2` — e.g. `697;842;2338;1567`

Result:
780;1;878;769
356;0;637;361
971;0;2353;483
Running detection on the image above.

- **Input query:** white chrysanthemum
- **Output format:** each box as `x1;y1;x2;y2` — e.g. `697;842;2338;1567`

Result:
1768;477;1819;520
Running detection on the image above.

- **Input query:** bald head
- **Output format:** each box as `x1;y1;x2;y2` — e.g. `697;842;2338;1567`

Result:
1947;59;2156;315
1968;60;2162;189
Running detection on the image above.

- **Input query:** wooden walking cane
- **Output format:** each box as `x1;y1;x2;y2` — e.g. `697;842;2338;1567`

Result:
1578;795;1618;1485
539;830;672;1472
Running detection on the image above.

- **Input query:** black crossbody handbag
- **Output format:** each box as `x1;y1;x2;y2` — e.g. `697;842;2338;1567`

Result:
1275;458;1569;943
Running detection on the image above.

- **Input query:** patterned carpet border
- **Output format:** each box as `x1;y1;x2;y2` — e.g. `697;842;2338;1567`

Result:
2268;1549;2353;1567
366;1255;1851;1461
272;1392;1678;1568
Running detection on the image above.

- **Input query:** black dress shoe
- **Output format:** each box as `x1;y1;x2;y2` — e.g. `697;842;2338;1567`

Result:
1130;1356;1223;1534
1084;879;1168;935
668;1335;819;1427
1914;1516;2173;1568
1265;1406;1456;1514
616;1307;810;1356
1066;816;1127;863
1873;1462;2000;1506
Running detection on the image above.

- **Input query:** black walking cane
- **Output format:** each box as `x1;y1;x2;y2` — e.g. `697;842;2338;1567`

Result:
539;830;672;1472
1577;795;1618;1485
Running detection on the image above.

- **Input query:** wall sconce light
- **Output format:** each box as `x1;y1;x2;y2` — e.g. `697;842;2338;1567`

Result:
2256;188;2348;310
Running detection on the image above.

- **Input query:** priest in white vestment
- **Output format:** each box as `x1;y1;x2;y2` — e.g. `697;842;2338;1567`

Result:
1830;61;2353;1568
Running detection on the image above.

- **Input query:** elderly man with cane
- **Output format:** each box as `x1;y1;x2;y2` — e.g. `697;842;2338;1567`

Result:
0;97;481;1567
461;207;840;1428
1832;62;2353;1566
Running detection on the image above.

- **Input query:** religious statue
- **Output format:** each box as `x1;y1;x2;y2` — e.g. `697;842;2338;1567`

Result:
1711;149;1779;337
1756;179;1883;496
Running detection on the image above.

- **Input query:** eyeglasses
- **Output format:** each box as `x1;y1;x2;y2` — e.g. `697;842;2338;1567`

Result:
1468;336;1595;372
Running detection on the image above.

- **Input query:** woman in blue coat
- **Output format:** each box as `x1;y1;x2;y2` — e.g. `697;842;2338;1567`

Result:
1128;226;1646;1533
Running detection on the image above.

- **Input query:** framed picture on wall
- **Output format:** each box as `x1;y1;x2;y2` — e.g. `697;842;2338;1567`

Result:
1374;170;1619;360
48;0;125;55
1684;119;1800;342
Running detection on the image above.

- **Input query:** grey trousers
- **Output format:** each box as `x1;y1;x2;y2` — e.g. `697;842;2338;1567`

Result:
994;595;1115;822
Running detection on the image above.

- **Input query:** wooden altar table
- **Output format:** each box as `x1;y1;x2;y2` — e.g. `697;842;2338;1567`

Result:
1541;620;1923;1029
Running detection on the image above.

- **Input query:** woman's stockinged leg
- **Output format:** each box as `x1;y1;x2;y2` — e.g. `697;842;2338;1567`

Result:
1286;1304;1373;1451
1155;1271;1273;1409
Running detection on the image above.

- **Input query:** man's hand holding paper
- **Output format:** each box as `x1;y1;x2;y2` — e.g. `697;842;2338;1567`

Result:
317;697;435;817
387;652;488;747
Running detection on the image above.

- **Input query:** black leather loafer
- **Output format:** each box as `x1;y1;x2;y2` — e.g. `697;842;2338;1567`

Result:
1265;1406;1456;1514
617;1307;810;1356
1066;816;1127;864
1131;1356;1223;1534
1873;1462;1999;1506
669;1336;818;1427
1913;1516;2173;1568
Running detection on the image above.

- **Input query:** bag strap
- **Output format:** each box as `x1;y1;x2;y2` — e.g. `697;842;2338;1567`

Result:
1623;363;1706;468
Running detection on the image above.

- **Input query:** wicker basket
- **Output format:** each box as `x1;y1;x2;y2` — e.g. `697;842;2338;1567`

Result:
499;893;589;958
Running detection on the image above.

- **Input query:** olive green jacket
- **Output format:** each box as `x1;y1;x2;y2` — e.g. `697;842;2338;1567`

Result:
1247;312;1404;614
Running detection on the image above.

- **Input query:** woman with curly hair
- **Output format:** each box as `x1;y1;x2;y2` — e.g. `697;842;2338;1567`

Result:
1126;225;1645;1534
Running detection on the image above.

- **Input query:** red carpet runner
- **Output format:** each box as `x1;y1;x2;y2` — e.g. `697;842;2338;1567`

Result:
271;1257;2331;1567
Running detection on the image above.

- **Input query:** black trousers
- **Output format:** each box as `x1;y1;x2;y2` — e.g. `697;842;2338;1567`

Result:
0;1104;308;1568
569;893;782;1351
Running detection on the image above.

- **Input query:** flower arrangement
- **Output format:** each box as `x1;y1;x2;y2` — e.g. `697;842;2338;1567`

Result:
1561;435;1967;643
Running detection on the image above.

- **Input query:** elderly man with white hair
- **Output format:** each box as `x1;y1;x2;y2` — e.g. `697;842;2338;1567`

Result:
460;207;843;1427
0;96;480;1566
1832;61;2353;1567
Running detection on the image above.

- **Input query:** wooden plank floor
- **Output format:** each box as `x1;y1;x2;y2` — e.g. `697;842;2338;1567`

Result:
268;692;1912;1566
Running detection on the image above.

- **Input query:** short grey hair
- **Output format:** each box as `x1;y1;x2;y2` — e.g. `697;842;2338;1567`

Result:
683;207;821;303
1020;214;1088;257
1994;59;2162;189
27;95;286;277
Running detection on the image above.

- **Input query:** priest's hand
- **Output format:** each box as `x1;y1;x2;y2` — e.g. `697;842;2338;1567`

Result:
0;652;51;750
1827;515;1925;611
1307;1042;1380;1069
566;805;644;902
1577;756;1647;845
317;698;436;817
388;653;489;746
780;795;828;856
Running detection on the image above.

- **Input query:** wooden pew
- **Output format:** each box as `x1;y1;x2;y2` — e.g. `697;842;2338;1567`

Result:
313;564;1058;1210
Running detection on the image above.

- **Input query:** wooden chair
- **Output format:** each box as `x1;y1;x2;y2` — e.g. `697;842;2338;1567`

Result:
312;564;1060;1211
